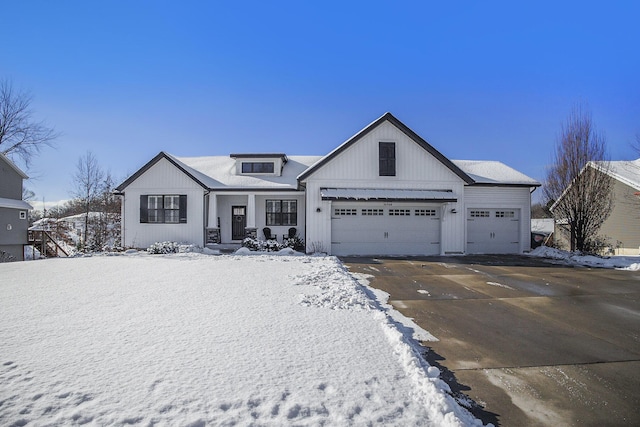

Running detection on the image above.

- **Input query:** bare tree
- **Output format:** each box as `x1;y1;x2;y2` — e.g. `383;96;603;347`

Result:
0;78;59;167
544;105;613;252
72;151;104;249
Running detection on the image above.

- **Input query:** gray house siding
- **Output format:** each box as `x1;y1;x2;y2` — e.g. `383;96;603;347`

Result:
0;154;30;261
599;179;640;254
554;174;640;255
0;160;23;199
0;207;29;261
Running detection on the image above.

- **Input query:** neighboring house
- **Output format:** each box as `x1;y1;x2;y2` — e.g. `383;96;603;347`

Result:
116;113;540;255
531;218;554;248
553;159;640;255
0;153;32;261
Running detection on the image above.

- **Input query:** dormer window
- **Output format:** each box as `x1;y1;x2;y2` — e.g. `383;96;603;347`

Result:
231;153;288;176
241;162;275;174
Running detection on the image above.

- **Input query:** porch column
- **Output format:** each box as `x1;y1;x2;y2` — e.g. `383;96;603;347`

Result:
246;194;256;228
206;194;220;244
208;194;218;227
245;193;257;239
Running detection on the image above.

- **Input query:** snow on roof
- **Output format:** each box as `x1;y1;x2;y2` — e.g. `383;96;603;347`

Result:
169;154;323;190
320;188;457;201
0;197;33;210
531;218;554;234
452;160;541;186
591;159;640;191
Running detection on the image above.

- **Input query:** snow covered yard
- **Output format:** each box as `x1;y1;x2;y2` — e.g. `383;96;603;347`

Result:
0;254;480;426
527;246;640;270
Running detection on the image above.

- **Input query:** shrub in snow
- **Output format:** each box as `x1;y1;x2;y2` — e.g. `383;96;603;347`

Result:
147;241;199;254
242;237;282;252
283;235;305;252
0;250;17;263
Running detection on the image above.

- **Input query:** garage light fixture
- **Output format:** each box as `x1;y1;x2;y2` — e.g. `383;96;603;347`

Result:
450;209;457;214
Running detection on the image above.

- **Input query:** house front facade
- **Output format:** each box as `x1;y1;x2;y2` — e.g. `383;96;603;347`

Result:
116;113;540;255
0;153;33;261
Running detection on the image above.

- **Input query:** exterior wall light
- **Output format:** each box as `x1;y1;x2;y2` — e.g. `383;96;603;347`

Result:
450;209;457;214
316;207;322;212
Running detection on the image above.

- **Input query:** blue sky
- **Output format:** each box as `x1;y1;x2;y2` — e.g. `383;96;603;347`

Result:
2;1;638;208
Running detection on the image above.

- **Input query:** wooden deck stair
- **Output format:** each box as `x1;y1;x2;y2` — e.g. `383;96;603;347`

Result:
28;230;69;258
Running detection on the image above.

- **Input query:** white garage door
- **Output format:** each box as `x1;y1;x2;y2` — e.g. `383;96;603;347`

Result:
466;209;520;254
331;203;441;256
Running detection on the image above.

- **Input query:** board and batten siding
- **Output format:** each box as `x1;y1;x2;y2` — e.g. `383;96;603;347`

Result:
121;158;206;248
301;121;468;254
464;186;533;253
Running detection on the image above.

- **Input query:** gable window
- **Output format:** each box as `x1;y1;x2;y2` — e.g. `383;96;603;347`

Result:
379;142;396;176
140;195;187;223
266;200;297;226
242;162;275;174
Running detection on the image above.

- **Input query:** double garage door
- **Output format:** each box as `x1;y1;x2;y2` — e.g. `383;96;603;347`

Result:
331;202;441;256
466;208;520;254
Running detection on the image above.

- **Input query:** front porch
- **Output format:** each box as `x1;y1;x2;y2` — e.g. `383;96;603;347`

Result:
204;192;306;245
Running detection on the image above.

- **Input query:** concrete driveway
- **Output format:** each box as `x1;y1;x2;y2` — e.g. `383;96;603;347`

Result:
342;255;640;427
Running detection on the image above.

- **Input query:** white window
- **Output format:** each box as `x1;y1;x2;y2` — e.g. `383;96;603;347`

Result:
415;209;437;216
141;195;187;224
334;208;357;216
19;211;27;220
164;195;180;223
496;211;515;218
266;200;297;226
470;210;490;218
362;209;384;216
389;209;410;216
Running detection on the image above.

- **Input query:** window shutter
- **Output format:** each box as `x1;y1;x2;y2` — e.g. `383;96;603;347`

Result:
140;195;148;223
179;195;187;223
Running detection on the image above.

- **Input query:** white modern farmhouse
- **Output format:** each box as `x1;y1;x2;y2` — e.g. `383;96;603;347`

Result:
116;113;540;255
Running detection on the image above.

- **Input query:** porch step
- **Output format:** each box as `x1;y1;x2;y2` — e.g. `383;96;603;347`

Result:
205;243;241;254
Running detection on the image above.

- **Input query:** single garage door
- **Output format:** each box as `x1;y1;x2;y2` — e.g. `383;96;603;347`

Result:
466;208;520;254
331;203;441;256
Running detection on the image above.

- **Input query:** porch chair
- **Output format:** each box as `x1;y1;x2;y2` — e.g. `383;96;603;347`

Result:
263;227;277;241
284;227;297;246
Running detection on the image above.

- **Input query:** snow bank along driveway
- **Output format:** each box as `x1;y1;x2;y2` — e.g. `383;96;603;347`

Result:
0;254;481;426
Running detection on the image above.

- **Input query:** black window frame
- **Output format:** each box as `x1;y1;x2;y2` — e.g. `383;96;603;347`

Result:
242;162;275;174
266;199;297;226
379;141;396;176
140;194;187;224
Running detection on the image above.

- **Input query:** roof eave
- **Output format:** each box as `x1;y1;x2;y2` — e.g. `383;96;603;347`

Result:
0;153;29;179
115;151;209;192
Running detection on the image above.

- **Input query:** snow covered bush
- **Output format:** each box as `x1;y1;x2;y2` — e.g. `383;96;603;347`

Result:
146;241;198;254
147;241;180;254
242;237;282;252
283;235;305;252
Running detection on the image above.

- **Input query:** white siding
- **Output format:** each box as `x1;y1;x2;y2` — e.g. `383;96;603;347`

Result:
122;158;205;248
302;121;467;254
464;186;533;253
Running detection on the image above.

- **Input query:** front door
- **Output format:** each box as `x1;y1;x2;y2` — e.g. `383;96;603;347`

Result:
232;206;246;240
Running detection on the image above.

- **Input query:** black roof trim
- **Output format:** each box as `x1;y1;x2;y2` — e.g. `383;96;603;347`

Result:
297;112;474;184
115;151;209;192
469;182;542;188
211;187;302;192
230;153;288;162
